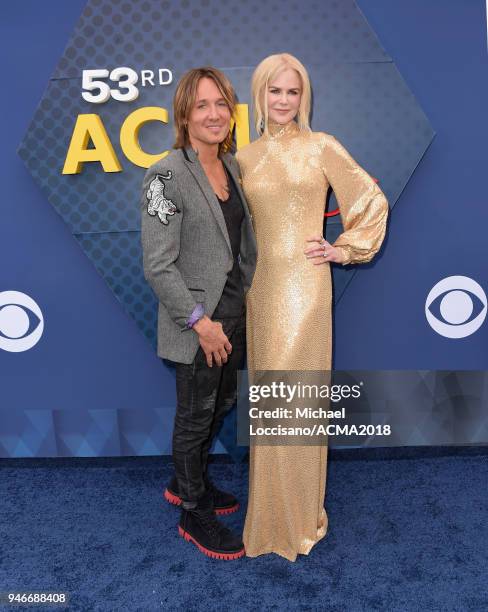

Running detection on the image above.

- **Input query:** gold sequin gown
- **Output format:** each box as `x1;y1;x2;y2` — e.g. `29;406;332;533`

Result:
236;121;388;561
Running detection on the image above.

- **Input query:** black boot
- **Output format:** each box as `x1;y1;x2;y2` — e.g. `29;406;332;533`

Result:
204;476;239;515
178;492;245;560
164;475;239;515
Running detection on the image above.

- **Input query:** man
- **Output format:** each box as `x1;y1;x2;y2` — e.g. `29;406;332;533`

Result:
141;67;256;560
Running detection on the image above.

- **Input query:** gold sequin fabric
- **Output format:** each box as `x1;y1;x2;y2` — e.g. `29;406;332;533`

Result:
236;121;388;561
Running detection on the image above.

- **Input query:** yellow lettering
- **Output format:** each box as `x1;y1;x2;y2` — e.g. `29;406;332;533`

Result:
120;106;169;169
63;104;251;174
233;104;250;149
62;114;121;174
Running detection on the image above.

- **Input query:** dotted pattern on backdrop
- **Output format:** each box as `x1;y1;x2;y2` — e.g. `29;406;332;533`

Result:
75;232;159;348
18;60;434;322
18;62;433;233
17;0;435;457
52;0;390;81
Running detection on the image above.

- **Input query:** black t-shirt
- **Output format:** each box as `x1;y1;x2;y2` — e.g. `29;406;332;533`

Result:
212;168;245;318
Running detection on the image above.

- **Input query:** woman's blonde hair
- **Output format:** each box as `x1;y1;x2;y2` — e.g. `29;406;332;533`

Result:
251;53;311;136
173;66;236;154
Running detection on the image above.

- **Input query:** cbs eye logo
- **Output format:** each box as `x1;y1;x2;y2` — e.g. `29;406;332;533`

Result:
0;291;44;352
425;276;487;339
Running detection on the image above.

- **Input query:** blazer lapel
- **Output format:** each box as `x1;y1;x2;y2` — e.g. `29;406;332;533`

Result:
182;147;232;254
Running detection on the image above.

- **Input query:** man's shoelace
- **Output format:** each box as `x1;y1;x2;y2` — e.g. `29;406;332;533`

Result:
198;511;228;539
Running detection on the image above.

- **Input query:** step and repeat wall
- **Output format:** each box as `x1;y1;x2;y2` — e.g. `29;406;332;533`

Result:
1;0;487;457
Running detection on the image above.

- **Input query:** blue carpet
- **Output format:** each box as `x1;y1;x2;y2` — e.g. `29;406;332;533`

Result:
1;450;487;611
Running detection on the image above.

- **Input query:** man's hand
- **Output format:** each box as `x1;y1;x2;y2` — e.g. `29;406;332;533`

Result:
304;235;344;265
193;316;232;367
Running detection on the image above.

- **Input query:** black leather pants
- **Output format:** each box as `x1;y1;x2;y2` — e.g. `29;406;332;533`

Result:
172;315;246;503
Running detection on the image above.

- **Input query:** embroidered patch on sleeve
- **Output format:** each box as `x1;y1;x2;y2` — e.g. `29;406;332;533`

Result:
146;171;180;225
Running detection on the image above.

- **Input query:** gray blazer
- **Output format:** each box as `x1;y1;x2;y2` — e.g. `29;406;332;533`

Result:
141;146;257;364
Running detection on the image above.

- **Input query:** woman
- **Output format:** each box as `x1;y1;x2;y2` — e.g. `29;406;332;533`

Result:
236;53;388;561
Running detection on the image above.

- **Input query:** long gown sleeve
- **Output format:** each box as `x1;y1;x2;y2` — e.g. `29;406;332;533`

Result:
322;135;389;265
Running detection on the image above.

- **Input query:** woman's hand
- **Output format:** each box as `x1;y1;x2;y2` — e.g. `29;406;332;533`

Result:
304;235;344;265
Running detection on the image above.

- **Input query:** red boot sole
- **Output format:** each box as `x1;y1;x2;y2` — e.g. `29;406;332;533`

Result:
164;488;239;515
178;525;245;560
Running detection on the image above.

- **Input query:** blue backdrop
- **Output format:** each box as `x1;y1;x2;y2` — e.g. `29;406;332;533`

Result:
0;0;486;457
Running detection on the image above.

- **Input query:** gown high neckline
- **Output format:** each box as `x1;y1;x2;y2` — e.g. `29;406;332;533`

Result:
266;120;300;139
